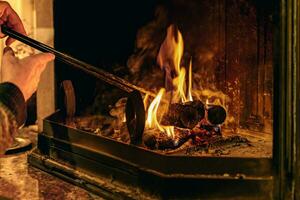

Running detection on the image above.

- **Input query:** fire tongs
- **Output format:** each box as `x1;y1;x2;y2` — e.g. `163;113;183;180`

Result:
1;25;146;145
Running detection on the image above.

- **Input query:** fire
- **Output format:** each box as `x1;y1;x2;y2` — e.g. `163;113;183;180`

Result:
144;24;193;137
143;24;230;137
156;24;193;104
187;58;193;102
173;67;187;102
146;88;174;138
157;25;184;78
172;57;194;103
143;93;150;109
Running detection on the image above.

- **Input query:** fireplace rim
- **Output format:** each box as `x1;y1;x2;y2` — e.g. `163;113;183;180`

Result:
28;110;274;199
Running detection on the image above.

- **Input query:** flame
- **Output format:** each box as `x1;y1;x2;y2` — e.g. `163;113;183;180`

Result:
143;93;150;110
172;67;187;103
122;115;126;123
144;24;196;137
157;24;194;104
146;88;174;138
142;24;232;136
187;58;193;102
172;61;194;103
157;25;184;75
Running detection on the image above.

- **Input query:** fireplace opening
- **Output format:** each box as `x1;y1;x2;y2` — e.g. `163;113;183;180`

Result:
54;0;273;158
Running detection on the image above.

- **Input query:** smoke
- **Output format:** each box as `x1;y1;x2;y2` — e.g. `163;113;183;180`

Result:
127;6;168;75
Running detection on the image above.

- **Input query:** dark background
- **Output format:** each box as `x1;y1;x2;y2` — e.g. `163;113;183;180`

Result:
53;0;160;113
49;0;273;134
54;0;159;67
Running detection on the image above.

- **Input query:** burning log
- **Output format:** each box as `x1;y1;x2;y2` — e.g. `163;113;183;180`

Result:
162;100;205;129
180;101;205;128
163;101;227;129
180;106;200;128
207;105;227;125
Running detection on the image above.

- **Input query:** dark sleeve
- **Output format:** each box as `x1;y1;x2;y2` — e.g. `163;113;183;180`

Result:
0;82;26;126
0;82;26;154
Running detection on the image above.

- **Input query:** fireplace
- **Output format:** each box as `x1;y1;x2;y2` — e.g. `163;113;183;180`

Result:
26;0;300;199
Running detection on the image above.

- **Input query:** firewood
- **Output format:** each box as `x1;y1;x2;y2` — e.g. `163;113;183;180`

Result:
162;100;205;129
179;106;199;129
143;129;157;149
184;100;205;118
180;100;205;128
163;103;183;127
207;105;227;125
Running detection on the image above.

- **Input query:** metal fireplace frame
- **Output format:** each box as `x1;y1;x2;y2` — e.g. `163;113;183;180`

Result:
273;0;300;199
31;0;300;199
28;110;273;199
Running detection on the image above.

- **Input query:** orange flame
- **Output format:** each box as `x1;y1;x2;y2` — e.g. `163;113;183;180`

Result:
146;88;174;137
144;24;194;137
187;58;193;102
157;24;193;104
143;93;150;110
157;25;184;75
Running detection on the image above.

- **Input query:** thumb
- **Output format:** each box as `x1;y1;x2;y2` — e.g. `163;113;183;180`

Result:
28;53;55;64
26;52;55;65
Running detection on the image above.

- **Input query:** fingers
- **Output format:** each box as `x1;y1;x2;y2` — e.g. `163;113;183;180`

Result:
0;1;26;45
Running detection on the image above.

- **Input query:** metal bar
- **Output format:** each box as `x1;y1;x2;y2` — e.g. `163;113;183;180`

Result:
1;25;157;97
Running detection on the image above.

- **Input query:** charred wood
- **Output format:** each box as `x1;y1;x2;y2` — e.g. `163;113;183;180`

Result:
207;105;227;125
143;128;191;150
162;100;205;129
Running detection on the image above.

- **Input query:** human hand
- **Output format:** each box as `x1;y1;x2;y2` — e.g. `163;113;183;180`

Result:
1;47;55;101
0;1;26;46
